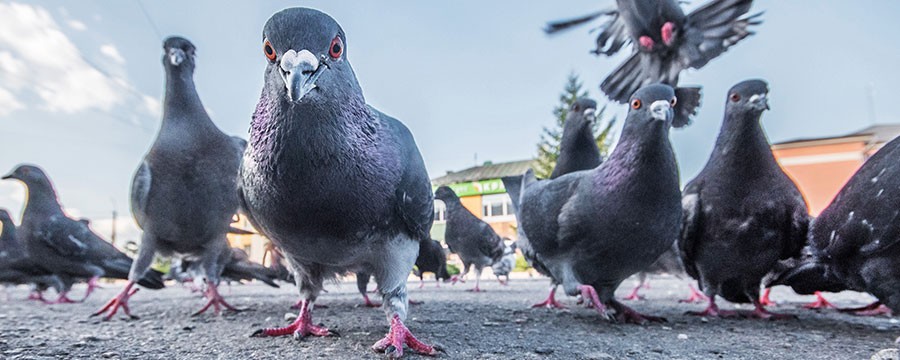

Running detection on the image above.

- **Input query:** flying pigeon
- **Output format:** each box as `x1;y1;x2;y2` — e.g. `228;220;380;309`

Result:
3;165;166;304
434;186;504;292
679;80;807;319
491;241;517;285
241;8;438;357
94;37;246;320
769;132;900;316
517;84;699;323
546;0;761;103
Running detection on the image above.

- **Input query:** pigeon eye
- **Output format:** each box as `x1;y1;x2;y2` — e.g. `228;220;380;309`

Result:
329;36;343;59
263;39;276;62
730;93;741;102
631;99;642;110
670;97;677;107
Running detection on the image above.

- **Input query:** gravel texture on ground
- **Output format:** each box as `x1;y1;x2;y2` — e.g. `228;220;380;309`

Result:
1;275;898;359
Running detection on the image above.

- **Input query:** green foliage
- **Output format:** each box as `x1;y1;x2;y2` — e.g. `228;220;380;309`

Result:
445;263;460;276
514;253;531;272
534;72;617;179
152;255;171;274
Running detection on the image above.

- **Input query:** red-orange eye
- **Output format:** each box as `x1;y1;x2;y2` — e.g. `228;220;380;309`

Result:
263;39;276;62
631;98;642;110
730;93;741;102
329;36;343;59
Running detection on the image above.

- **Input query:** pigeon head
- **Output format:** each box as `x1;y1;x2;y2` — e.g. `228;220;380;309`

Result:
626;84;700;129
260;8;361;104
433;186;460;203
726;79;770;116
162;36;197;71
568;97;598;127
2;164;53;189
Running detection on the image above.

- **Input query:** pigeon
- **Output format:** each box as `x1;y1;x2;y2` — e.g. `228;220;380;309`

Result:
550;98;602;179
414;239;451;288
546;0;761;103
434;186;505;292
491;241;517;285
2;165;166;304
241;8;438;356
679;80;808;319
94;36;246;320
768;133;900;315
0;208;66;299
503;97;603;308
171;248;280;288
622;244;707;303
517;84;699;323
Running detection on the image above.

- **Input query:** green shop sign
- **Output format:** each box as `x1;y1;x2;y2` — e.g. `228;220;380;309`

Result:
434;179;506;197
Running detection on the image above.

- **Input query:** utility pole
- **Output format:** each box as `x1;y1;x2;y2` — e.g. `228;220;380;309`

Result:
110;198;118;245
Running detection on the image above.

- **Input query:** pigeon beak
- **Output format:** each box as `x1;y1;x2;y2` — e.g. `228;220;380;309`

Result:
583;108;597;122
749;93;769;110
1;173;13;180
168;48;185;66
650;100;672;121
279;49;328;103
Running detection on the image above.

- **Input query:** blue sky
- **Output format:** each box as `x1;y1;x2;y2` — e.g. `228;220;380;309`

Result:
1;1;899;243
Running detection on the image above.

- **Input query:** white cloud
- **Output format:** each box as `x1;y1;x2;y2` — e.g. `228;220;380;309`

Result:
0;2;148;115
0;86;24;116
143;95;161;118
100;44;125;64
67;19;86;31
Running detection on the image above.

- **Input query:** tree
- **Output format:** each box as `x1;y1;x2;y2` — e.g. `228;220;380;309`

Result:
534;72;616;179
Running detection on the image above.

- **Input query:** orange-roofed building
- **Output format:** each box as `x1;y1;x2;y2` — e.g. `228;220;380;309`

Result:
772;124;900;216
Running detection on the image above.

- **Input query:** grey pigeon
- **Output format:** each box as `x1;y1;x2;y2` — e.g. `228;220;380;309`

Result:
241;8;438;357
515;97;603;308
171;248;280;288
769;132;900;315
491;241;517;285
434;186;504;293
679;80;807;319
356;238;451;308
0;208;66;300
3;165;166;304
516;84;699;324
546;0;761;103
94;36;246;320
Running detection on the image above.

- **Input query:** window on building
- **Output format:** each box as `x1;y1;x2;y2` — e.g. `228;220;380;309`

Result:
481;193;513;218
433;200;446;222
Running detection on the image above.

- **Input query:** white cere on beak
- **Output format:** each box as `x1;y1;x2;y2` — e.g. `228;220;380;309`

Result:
650;100;671;121
583;108;597;121
749;93;766;104
280;49;321;102
168;48;185;66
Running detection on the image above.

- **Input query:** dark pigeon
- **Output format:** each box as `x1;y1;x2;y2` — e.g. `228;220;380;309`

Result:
546;0;761;103
516;84;699;324
679;80;808;319
491;241;517;285
515;97;603;308
171;248;280;288
769;132;900;315
241;8;438;356
415;239;451;288
0;208;66;300
434;186;504;293
2;165;166;305
94;36;246;320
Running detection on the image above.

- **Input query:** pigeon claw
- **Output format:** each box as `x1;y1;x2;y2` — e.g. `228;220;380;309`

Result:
54;292;79;304
839;301;893;317
254;300;333;339
192;283;242;316
92;284;140;321
578;285;613;321
678;285;708;304
372;314;438;358
531;287;565;309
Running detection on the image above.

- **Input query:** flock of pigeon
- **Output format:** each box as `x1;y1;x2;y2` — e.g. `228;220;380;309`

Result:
0;1;898;358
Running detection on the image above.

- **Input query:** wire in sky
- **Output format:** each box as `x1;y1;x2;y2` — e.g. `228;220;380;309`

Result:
135;0;163;41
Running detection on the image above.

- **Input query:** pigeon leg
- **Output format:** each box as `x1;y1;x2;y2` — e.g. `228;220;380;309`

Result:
531;284;565;309
744;297;797;320
678;284;709;303
759;287;776;306
661;22;675;46
252;299;333;338
839;301;893;316
578;285;613;320
54;291;79;304
623;273;648;301
361;293;382;308
27;290;51;304
372;314;439;358
92;281;140;320
608;299;667;324
193;281;241;316
685;291;739;318
639;36;655;50
80;276;103;302
466;267;484;292
803;291;835;310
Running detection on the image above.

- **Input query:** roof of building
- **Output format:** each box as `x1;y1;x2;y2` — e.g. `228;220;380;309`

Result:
431;159;534;186
773;124;900;148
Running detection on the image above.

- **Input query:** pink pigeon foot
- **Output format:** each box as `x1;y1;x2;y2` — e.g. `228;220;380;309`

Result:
639;36;655;50
531;286;565;309
661;22;675;45
371;314;440;358
803;291;835;309
92;282;140;320
743;298;797;320
686;297;739;318
840;301;893;317
193;281;242;316
81;276;103;302
361;293;382;308
759;288;776;306
679;284;708;303
252;300;333;339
